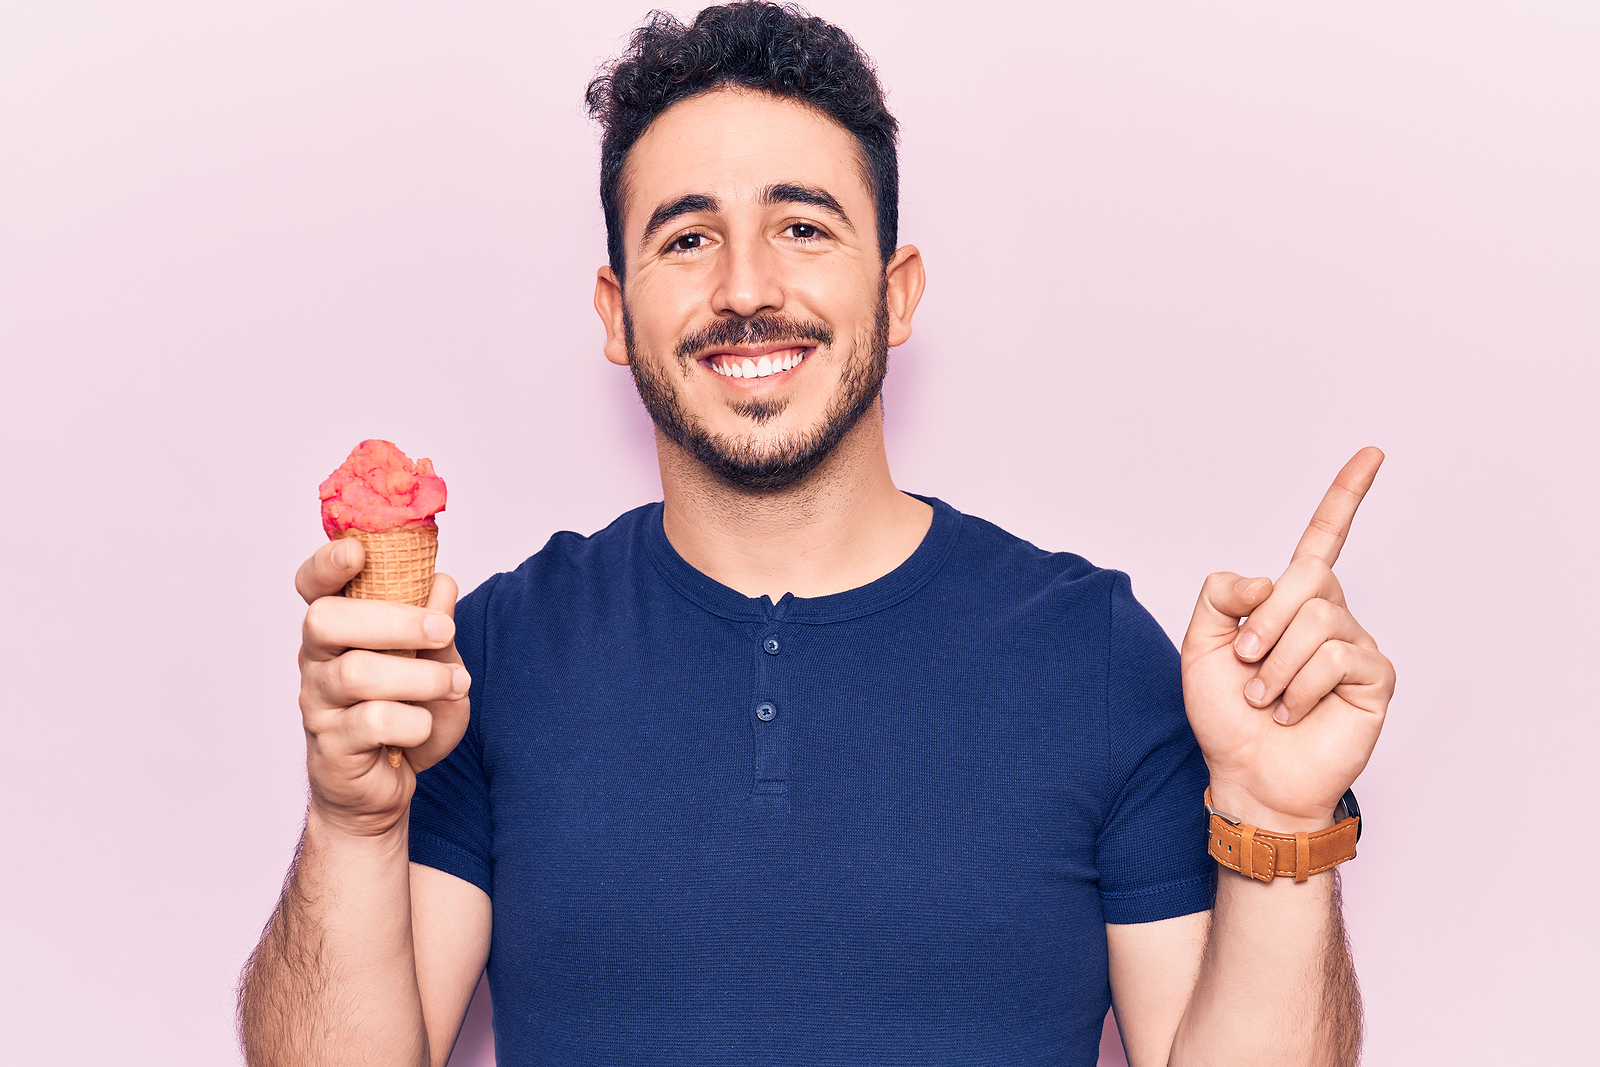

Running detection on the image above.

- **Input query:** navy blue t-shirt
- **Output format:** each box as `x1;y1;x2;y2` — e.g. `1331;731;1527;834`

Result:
411;497;1213;1065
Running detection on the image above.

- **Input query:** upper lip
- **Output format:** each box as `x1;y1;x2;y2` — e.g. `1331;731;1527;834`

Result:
695;342;816;362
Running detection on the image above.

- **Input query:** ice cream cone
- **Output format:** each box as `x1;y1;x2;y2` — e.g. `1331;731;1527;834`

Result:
341;523;439;611
340;523;439;766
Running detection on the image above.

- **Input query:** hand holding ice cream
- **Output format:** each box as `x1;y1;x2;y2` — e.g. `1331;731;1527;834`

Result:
315;440;449;767
294;441;467;796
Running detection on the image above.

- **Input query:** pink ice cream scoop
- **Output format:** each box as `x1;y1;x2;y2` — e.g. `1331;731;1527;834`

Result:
319;438;447;539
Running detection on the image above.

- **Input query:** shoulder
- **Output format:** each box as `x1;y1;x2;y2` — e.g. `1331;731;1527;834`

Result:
459;502;660;612
928;502;1177;677
935;503;1137;622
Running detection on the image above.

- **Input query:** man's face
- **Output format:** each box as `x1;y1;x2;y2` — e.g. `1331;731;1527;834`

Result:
599;89;900;490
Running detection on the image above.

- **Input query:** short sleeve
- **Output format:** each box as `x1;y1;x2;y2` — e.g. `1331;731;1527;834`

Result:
408;573;498;897
1095;572;1215;924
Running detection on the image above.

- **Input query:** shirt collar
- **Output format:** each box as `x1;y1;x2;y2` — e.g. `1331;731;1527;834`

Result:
642;494;962;624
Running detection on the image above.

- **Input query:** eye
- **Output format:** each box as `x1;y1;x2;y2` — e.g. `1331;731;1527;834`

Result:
785;222;826;241
668;232;706;253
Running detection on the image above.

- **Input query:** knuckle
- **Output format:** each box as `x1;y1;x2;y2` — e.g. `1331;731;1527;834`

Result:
348;699;389;742
1201;571;1237;599
299;700;336;736
430;659;459;693
334;650;378;693
300;659;335;708
1295;554;1333;581
1303;597;1338;626
1306;516;1342;538
303;595;339;637
394;707;433;747
298;670;319;707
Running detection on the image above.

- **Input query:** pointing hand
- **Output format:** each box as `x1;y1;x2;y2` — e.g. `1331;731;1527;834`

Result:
1180;447;1396;831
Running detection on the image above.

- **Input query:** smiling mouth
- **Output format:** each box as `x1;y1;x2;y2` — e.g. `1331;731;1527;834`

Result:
704;348;810;379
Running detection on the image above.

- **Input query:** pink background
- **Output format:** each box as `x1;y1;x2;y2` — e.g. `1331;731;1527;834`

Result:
2;2;1595;1063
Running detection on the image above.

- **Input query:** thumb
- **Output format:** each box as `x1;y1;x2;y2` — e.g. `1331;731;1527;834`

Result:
1184;572;1273;650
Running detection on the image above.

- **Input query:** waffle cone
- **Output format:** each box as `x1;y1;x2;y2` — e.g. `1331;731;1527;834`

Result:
340;524;438;769
341;523;439;617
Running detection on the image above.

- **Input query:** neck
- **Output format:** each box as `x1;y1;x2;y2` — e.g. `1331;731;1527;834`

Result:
656;401;934;601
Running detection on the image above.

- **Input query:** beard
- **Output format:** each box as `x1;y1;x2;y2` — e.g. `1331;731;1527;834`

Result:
625;286;890;492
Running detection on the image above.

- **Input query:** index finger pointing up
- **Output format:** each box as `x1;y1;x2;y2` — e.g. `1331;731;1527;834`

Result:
1291;446;1385;567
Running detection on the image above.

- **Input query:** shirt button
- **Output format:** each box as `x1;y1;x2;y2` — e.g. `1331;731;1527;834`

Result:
763;637;781;655
755;702;778;722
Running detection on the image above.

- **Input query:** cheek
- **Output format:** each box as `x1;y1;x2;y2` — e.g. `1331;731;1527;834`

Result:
788;259;879;321
628;272;707;334
626;303;697;359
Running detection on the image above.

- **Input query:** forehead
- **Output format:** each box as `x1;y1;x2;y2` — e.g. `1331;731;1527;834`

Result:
621;88;871;229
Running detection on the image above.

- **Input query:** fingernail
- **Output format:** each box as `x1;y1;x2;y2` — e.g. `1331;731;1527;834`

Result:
452;666;471;696
1245;678;1267;704
423;613;453;642
1274;704;1290;725
1232;576;1266;599
1235;631;1262;658
331;540;354;570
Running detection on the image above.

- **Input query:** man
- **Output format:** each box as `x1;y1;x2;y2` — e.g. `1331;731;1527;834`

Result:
240;5;1394;1065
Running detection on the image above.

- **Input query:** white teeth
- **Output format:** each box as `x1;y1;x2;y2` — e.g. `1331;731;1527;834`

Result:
708;351;805;378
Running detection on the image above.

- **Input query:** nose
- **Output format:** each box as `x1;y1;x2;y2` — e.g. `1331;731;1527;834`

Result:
711;230;784;318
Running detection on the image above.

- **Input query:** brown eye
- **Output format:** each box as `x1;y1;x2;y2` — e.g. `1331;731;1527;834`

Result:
789;223;820;240
671;234;704;252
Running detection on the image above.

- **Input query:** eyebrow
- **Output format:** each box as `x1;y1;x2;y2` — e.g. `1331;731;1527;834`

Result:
637;182;856;251
640;193;719;249
761;183;854;230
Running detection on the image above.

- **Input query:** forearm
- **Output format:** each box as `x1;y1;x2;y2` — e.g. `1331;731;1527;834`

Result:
238;807;429;1067
1170;868;1360;1066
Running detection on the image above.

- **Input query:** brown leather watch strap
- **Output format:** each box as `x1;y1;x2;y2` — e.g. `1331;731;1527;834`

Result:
1205;788;1360;884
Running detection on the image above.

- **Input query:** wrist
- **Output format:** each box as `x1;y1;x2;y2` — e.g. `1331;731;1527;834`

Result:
306;796;412;852
1206;785;1361;884
1205;783;1339;834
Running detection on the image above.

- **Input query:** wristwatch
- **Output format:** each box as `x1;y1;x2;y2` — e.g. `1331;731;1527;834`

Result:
1205;787;1362;883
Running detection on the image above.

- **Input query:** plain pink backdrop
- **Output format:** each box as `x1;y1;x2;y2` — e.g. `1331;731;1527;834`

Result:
2;2;1595;1064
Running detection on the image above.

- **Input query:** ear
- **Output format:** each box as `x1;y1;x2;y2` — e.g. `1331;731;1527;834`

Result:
882;245;926;348
594;266;630;367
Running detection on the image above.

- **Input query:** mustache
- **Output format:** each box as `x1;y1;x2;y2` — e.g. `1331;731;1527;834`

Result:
675;314;835;363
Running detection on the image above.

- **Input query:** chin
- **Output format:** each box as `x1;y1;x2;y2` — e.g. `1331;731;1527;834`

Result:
627;296;890;491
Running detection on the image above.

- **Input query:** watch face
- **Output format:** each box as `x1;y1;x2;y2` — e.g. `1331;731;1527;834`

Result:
1342;787;1362;842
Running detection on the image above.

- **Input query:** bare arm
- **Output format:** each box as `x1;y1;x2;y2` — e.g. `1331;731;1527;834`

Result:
1105;913;1207;1065
238;539;482;1066
1175;871;1359;1065
1109;873;1360;1067
239;811;428;1065
1111;449;1390;1066
413;863;493;1066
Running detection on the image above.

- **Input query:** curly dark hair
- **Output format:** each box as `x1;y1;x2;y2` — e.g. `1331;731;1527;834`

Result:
585;2;899;283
